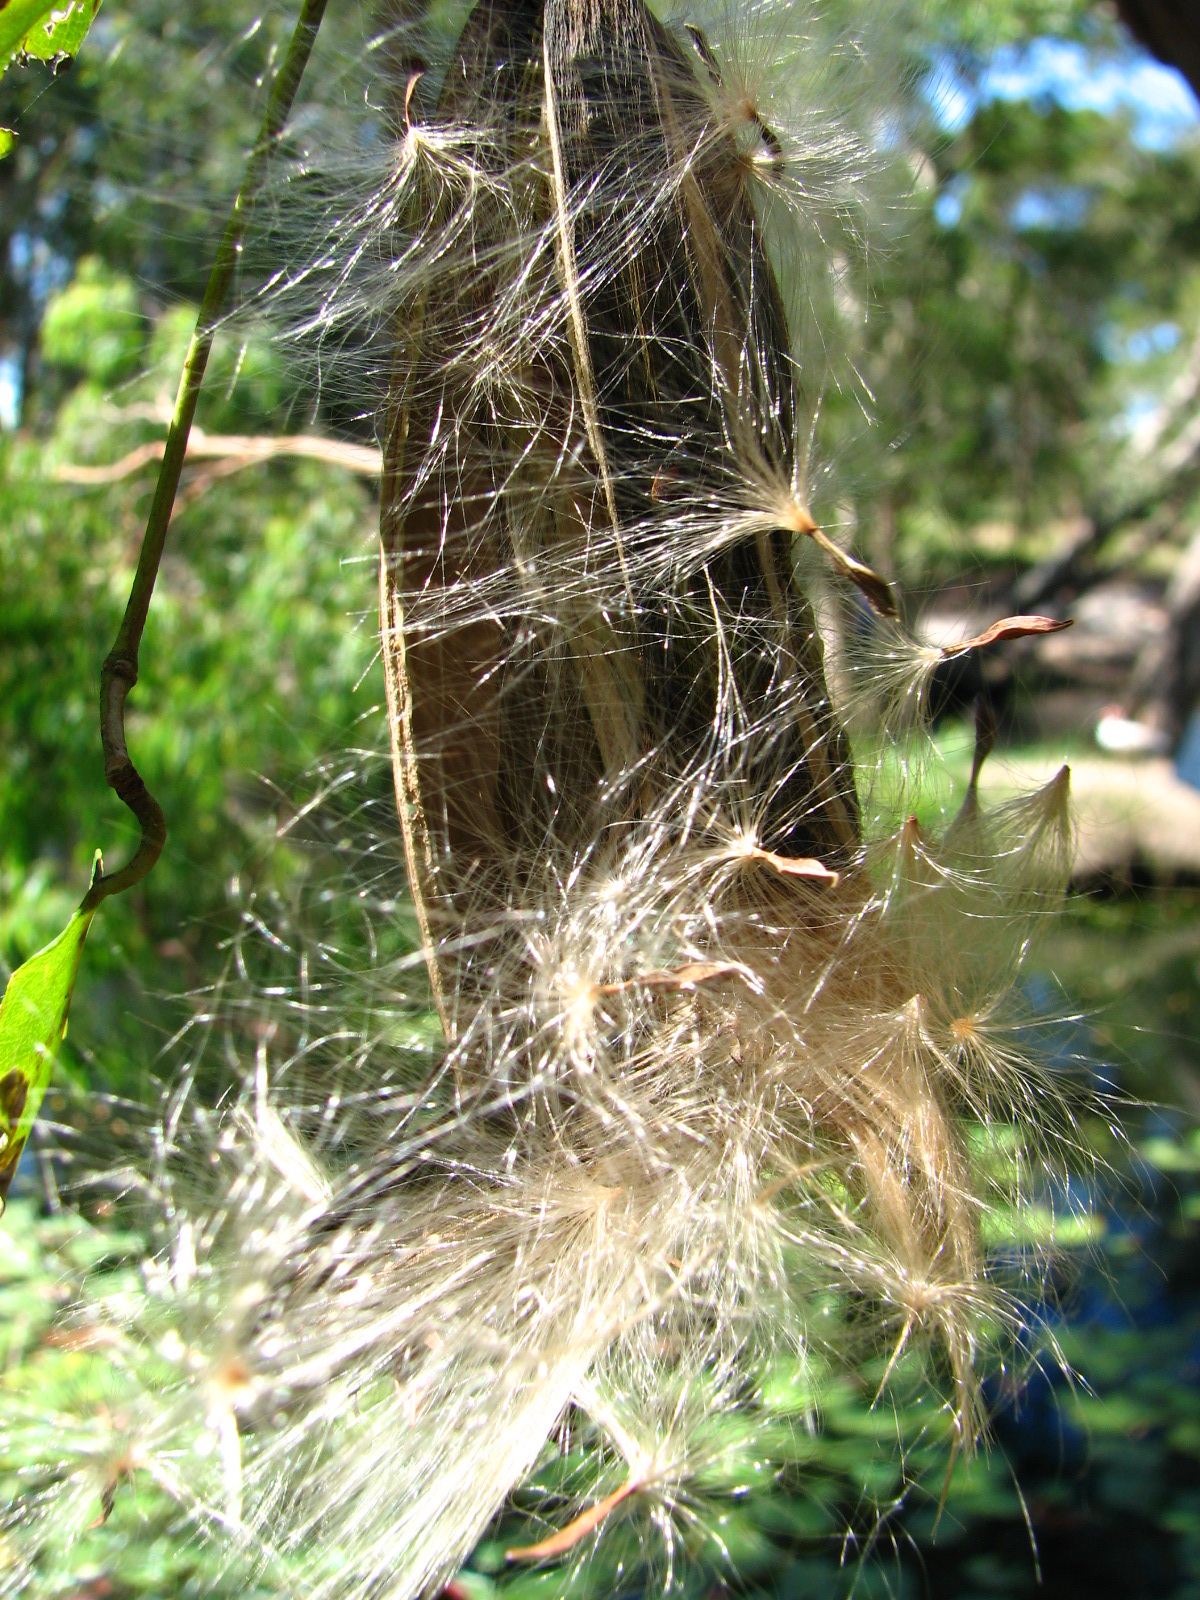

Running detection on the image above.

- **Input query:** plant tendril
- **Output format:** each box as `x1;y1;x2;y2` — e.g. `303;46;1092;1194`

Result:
81;0;330;914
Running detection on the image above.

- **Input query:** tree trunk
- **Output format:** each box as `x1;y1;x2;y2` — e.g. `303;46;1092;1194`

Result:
1113;0;1200;101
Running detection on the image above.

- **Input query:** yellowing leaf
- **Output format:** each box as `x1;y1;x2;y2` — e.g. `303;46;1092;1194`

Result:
0;906;94;1208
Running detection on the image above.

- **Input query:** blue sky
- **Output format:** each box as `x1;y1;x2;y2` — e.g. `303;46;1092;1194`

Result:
928;37;1199;152
0;360;18;430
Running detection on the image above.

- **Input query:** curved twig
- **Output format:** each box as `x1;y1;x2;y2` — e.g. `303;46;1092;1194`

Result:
56;430;382;487
81;0;330;914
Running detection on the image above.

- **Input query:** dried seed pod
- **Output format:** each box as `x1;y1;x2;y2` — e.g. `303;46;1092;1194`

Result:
379;0;867;1007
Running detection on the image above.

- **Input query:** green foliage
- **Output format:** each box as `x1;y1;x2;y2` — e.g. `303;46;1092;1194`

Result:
4;889;1188;1598
0;1200;253;1595
0;262;383;1100
39;255;143;383
1040;890;1200;1102
0;1188;1073;1598
923;0;1105;51
806;15;1200;586
0;1048;1135;1597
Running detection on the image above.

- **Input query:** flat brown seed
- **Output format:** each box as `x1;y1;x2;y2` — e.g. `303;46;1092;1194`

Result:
596;961;751;996
808;527;898;618
748;847;839;882
944;615;1072;657
506;1478;639;1562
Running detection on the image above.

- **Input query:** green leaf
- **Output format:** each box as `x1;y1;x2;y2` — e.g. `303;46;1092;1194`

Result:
0;0;102;74
0;899;95;1208
0;1;56;69
0;127;13;158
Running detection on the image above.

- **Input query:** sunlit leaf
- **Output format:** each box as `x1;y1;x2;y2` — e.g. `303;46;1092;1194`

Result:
0;898;95;1208
0;0;102;74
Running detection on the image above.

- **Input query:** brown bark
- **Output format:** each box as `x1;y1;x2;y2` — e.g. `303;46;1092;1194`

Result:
1128;524;1200;743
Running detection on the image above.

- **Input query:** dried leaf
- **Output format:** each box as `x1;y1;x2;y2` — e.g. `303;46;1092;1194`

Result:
0;903;95;1208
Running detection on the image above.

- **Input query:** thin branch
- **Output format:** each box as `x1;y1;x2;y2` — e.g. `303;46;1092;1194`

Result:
80;0;330;915
55;429;382;486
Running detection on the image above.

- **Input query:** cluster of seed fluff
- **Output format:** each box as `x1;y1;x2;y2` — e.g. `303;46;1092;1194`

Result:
4;2;1083;1596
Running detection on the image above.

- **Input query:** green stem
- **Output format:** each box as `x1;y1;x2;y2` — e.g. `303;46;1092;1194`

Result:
0;1;58;65
81;0;329;915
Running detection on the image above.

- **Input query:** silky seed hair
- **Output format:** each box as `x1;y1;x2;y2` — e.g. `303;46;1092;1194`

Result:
5;2;1093;1596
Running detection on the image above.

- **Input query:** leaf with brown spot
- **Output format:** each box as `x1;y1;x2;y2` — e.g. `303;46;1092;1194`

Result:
0;904;95;1208
1;0;102;75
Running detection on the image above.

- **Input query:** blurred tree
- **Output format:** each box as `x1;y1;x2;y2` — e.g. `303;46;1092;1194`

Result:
804;2;1200;635
0;3;371;430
